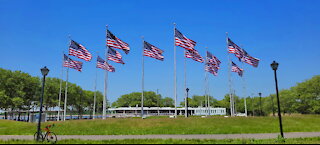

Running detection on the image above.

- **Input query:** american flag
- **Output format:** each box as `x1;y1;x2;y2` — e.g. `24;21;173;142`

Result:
185;49;204;63
63;54;83;72
205;51;221;76
97;56;115;72
244;55;260;67
143;41;164;61
206;51;221;67
228;38;260;67
175;28;196;50
205;64;219;76
231;61;243;77
107;30;130;54
108;48;125;64
227;38;247;60
69;40;92;61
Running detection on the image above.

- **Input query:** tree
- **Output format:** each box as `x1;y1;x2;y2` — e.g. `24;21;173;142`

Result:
112;91;173;107
161;97;174;107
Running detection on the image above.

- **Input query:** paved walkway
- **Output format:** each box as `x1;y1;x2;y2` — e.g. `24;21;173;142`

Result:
0;132;319;141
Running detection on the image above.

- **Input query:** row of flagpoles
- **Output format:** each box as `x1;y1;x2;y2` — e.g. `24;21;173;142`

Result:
58;24;260;121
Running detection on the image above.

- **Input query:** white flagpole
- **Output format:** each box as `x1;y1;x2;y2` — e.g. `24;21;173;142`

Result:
184;49;187;118
63;36;71;121
141;36;145;118
241;59;248;117
63;61;69;121
93;52;98;119
226;32;234;117
57;51;64;121
204;47;208;117
205;47;210;116
173;23;177;118
103;25;110;120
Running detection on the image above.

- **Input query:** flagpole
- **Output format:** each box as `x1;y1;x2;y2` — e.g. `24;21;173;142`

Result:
241;60;248;117
63;35;71;121
173;23;177;118
141;36;145;118
184;49;187;118
226;32;234;117
103;25;110;120
93;52;98;120
57;51;64;121
205;47;210;116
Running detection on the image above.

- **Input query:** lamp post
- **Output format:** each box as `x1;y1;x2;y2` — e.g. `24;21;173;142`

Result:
271;61;284;138
185;88;189;118
258;92;262;116
37;66;49;141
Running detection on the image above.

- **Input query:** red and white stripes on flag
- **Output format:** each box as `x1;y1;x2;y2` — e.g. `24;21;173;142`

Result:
107;30;130;54
175;28;196;51
185;49;204;63
97;56;115;72
228;38;260;67
231;61;243;77
244;55;260;68
205;64;219;76
143;41;164;61
108;48;125;64
205;51;221;76
63;54;83;72
69;40;92;61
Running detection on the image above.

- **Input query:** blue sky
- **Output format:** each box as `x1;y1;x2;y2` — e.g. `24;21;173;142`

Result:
0;0;319;105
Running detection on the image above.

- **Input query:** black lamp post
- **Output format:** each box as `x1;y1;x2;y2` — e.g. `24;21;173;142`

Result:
185;88;189;118
271;61;284;138
37;66;49;141
258;92;262;116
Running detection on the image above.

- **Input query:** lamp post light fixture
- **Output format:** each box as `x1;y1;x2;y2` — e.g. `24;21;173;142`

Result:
185;88;189;118
258;92;262;116
37;66;49;141
270;61;284;138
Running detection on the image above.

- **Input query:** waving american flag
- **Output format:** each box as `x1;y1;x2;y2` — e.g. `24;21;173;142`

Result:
69;40;92;61
97;56;115;72
175;28;196;51
108;48;125;64
228;38;260;67
107;30;130;54
205;51;221;76
185;49;204;63
63;54;83;72
143;41;164;61
231;61;243;77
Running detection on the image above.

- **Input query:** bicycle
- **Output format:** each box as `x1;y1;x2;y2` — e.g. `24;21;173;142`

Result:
34;124;58;143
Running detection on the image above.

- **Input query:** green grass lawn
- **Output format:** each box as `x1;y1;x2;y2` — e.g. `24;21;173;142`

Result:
0;115;319;135
1;137;320;144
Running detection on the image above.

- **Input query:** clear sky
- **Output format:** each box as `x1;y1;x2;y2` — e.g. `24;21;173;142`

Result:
0;0;319;105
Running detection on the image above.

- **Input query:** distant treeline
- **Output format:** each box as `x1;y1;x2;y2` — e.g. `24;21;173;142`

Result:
0;67;319;119
0;68;105;119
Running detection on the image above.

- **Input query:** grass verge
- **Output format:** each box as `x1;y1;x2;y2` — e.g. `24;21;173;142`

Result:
0;137;320;144
0;115;319;135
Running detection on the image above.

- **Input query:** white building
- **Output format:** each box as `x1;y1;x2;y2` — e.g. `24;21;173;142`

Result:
108;107;226;117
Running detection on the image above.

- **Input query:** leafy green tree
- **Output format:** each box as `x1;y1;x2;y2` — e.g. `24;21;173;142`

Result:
161;97;174;107
112;91;173;107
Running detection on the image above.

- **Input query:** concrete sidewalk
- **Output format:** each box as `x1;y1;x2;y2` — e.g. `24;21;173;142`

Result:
0;132;319;141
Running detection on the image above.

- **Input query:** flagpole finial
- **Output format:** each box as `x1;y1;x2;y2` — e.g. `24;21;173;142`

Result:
68;34;71;40
173;22;176;26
